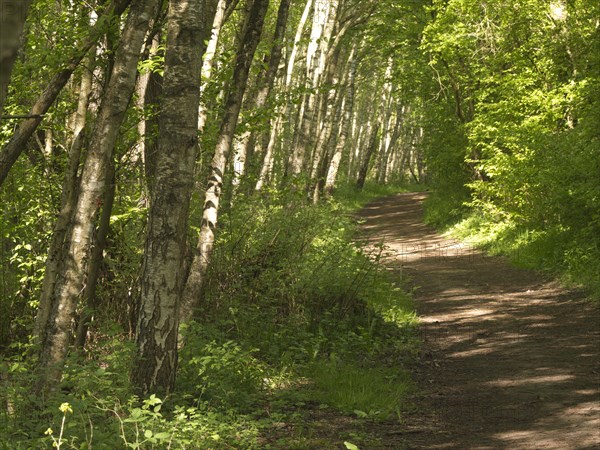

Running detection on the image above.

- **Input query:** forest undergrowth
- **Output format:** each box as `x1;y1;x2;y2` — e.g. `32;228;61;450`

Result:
0;183;418;449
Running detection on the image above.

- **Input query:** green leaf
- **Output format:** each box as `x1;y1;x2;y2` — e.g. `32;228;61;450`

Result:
154;432;171;441
344;442;360;450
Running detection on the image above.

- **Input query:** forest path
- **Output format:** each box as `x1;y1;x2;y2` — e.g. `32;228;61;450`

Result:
357;192;600;449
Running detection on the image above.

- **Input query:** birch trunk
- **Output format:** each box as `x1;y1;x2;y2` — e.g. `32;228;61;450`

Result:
136;34;162;199
231;0;291;187
132;0;217;396
308;38;345;201
324;45;356;194
36;0;159;394
197;0;228;132
375;60;394;183
356;121;379;190
34;48;96;341
289;0;332;175
180;0;270;324
255;0;312;190
378;105;404;184
74;161;116;350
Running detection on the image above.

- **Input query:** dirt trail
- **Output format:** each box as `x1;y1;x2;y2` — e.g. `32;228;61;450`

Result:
357;192;600;450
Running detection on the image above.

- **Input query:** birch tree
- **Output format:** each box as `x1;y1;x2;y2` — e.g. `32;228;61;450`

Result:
36;0;160;393
324;44;357;194
0;2;129;187
288;0;334;176
133;0;217;396
197;0;240;132
255;0;312;191
180;0;270;323
231;0;291;187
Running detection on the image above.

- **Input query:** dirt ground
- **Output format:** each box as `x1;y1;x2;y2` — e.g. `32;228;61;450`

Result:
357;192;600;449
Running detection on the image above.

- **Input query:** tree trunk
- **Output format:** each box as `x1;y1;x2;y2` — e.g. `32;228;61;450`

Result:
255;0;312;191
375;59;394;183
231;0;291;187
356;122;379;190
180;0;270;323
308;41;346;201
0;0;32;114
197;0;228;132
324;45;356;195
132;0;217;397
378;105;404;184
289;0;332;176
74;160;116;350
36;0;159;395
33;48;97;341
135;33;162;200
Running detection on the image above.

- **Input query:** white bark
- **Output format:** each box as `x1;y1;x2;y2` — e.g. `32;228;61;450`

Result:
134;0;217;396
36;0;160;392
180;0;270;323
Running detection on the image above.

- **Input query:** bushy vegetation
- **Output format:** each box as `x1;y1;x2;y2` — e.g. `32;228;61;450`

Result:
420;0;600;299
0;184;417;449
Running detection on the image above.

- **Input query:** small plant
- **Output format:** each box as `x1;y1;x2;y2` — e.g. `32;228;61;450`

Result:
45;402;73;449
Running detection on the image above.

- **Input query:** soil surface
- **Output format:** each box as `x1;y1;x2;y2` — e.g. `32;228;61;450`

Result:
357;192;600;450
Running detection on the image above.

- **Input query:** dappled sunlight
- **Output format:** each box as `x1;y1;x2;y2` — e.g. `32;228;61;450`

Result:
358;192;600;449
485;373;576;387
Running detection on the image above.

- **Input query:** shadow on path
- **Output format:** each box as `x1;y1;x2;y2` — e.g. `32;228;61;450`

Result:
357;192;600;449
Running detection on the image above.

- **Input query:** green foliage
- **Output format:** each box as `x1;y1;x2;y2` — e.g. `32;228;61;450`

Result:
422;106;471;227
306;360;412;421
0;161;60;351
1;183;417;448
179;329;266;410
420;0;600;297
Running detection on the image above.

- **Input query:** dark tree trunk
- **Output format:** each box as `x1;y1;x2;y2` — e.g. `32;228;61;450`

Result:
0;0;32;114
356;122;379;190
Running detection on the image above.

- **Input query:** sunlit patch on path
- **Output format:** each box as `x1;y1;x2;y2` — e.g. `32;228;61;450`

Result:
358;192;600;449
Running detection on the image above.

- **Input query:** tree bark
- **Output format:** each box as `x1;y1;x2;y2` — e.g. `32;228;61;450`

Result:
74;160;116;350
377;104;403;184
356;121;379;190
197;0;228;132
136;33;163;200
132;0;218;396
255;0;312;191
231;0;291;187
289;0;334;176
33;48;97;341
36;0;159;395
324;45;356;194
180;0;270;323
0;0;32;114
308;40;345;201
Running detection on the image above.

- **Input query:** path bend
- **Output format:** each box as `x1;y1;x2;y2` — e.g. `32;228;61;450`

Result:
358;192;600;450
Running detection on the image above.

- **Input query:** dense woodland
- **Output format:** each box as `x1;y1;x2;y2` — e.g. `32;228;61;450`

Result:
0;0;598;447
